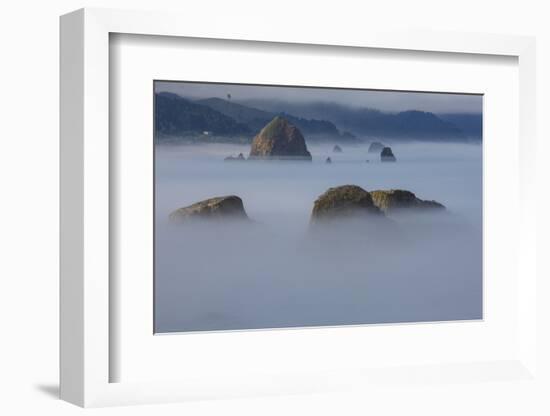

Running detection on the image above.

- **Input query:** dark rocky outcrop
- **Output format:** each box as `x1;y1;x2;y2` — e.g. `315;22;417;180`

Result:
333;145;343;153
380;147;396;162
169;196;249;223
310;185;383;223
368;141;385;153
224;153;245;161
370;190;445;214
311;186;445;223
248;116;312;160
326;157;332;164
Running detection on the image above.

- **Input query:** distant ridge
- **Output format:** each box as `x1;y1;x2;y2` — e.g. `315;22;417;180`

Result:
154;92;481;144
438;113;482;139
155;92;250;140
196;97;273;132
196;97;354;140
239;100;477;141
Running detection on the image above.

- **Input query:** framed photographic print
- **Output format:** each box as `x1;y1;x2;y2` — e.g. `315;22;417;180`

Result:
152;81;483;334
60;8;539;408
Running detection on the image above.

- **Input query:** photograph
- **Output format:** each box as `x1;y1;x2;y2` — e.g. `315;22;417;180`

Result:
153;81;483;333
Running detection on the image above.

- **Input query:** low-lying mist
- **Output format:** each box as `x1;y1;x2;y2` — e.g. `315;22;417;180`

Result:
154;141;482;333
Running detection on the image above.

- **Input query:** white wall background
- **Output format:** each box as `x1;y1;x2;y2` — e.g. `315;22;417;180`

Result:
0;0;548;414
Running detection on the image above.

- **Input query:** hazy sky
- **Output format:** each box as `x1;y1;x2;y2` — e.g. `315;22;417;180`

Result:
155;81;482;114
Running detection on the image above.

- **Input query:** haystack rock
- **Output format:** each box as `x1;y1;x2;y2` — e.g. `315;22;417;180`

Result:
310;185;383;223
333;145;343;153
380;147;396;162
248;116;312;160
169;195;249;223
370;190;445;214
368;141;385;153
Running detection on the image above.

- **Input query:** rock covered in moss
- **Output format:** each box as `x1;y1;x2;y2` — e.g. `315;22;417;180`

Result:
169;195;249;223
249;116;311;160
310;185;383;223
370;190;445;214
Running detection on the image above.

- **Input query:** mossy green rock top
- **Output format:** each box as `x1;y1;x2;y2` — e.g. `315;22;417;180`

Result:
311;185;383;222
249;116;312;160
370;189;445;214
169;195;249;222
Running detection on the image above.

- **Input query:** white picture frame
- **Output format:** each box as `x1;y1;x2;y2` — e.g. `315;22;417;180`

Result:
60;7;538;408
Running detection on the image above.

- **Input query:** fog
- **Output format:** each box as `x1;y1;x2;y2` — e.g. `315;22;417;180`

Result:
154;142;482;333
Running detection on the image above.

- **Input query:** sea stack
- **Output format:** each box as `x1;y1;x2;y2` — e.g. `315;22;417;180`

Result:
249;116;312;160
169;196;249;223
380;147;396;162
310;185;383;223
224;153;245;161
370;190;445;214
333;145;343;153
